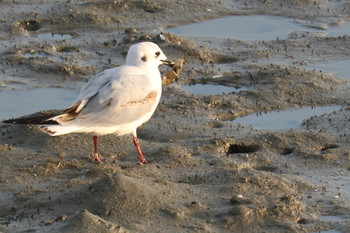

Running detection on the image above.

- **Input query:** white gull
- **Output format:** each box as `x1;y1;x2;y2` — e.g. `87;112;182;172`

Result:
4;42;174;163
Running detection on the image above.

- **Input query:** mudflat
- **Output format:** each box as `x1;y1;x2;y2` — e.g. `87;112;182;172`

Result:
0;1;350;232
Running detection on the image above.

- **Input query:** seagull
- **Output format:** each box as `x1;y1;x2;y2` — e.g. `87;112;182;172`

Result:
3;42;174;164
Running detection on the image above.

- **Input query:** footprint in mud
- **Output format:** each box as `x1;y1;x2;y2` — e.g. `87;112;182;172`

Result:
226;143;260;154
20;19;41;31
320;144;339;151
281;147;295;155
11;19;42;35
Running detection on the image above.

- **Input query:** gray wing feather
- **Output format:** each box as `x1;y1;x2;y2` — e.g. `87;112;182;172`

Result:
68;67;119;115
63;66;160;127
76;69;114;104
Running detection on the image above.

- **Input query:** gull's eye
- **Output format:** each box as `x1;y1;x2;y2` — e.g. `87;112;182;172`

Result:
155;51;160;57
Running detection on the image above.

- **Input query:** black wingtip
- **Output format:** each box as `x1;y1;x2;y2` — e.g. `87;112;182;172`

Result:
2;117;57;125
2;110;62;125
2;118;17;124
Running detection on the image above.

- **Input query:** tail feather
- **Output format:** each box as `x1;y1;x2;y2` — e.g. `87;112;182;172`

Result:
2;110;62;125
2;115;58;124
2;110;81;136
40;125;81;136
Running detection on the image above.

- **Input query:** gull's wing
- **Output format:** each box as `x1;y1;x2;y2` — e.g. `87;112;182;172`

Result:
76;69;114;103
56;66;161;127
71;68;116;113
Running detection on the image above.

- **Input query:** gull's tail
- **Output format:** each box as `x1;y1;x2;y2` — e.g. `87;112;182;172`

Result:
40;125;82;136
2;110;61;125
2;109;81;136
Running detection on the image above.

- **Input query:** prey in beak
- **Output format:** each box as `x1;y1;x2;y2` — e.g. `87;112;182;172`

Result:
161;59;175;67
162;59;185;86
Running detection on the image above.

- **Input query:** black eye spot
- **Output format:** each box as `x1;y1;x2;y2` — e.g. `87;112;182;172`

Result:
141;56;147;62
155;51;160;57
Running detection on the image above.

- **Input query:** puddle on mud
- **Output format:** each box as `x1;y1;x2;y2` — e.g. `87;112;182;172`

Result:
0;76;34;90
268;58;350;80
0;88;76;121
181;83;250;95
344;183;350;192
37;32;73;40
310;59;350;79
319;216;347;222
233;105;341;130
314;231;342;233
22;51;50;58
312;224;344;233
166;15;350;41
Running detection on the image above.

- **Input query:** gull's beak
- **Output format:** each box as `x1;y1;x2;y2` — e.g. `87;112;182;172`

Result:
161;59;175;67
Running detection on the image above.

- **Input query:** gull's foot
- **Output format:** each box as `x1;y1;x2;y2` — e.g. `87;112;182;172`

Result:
93;153;102;162
140;158;147;164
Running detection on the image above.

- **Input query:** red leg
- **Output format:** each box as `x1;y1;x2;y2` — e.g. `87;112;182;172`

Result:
93;136;102;162
133;136;147;164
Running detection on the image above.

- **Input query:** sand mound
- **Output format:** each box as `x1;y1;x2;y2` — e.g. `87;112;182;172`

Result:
54;210;126;233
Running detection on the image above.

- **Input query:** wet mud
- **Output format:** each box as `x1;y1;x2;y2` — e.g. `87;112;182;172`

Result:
1;0;350;232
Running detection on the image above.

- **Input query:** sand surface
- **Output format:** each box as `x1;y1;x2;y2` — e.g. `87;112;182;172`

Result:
1;0;350;232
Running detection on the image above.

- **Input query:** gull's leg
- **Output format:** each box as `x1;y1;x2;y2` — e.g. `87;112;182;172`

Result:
133;136;147;164
93;136;102;162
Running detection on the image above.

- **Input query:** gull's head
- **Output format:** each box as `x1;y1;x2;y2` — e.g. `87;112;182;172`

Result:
126;42;174;67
